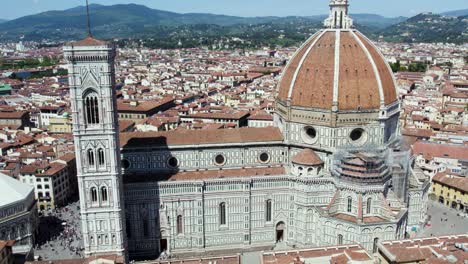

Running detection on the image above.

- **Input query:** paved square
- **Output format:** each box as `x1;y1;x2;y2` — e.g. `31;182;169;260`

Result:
33;201;84;260
417;200;468;238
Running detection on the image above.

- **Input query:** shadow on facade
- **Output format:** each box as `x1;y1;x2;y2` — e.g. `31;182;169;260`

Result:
121;136;180;260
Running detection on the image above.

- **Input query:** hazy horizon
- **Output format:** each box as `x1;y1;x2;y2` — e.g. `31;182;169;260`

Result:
1;0;467;20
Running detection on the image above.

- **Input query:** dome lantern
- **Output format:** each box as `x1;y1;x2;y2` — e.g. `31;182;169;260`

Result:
324;0;353;29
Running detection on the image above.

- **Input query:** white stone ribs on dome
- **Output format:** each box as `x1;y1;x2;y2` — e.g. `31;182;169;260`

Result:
356;31;399;102
278;32;318;101
287;30;328;100
332;30;341;109
350;30;385;108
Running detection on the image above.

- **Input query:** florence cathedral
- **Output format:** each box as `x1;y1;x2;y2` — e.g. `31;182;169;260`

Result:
64;0;430;259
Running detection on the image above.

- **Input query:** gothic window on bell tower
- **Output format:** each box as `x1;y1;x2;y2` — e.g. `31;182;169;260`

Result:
101;186;108;203
98;148;105;167
87;149;95;167
91;187;98;203
83;90;100;125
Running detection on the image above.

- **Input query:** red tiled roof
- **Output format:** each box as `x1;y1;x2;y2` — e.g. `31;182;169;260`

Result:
412;141;468;160
433;172;468;193
68;36;107;47
124;166;286;183
120;127;283;148
291;148;323;166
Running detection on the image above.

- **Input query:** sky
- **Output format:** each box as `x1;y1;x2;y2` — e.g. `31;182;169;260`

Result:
1;0;467;20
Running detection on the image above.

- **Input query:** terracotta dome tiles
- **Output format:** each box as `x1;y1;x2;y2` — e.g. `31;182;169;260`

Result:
277;33;321;101
277;29;398;111
355;32;397;106
338;31;380;110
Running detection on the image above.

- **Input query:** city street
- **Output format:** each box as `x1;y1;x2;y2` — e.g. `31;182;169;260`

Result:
417;200;468;238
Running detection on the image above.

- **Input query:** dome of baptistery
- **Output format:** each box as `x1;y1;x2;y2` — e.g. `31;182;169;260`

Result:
275;0;400;151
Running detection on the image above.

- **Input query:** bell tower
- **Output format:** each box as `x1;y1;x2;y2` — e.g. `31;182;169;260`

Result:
64;36;127;257
324;0;353;29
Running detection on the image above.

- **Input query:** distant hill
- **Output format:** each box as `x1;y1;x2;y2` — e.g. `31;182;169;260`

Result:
378;13;468;44
0;4;291;41
0;4;465;44
0;4;405;41
441;9;468;17
0;19;7;24
351;14;407;29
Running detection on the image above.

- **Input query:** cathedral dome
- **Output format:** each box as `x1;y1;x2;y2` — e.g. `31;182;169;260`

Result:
276;1;397;112
277;30;397;111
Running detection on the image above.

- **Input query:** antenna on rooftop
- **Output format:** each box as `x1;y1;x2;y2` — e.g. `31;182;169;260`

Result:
86;0;92;37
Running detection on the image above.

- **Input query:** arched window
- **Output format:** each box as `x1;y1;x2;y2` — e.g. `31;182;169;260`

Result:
91;187;98;202
87;149;95;166
340;11;344;28
84;91;100;125
101;186;108;202
126;218;131;238
338;234;343;245
334;11;338;27
373;237;379;253
347;196;352;213
98;148;105;166
219;202;226;225
265;200;272;222
142;218;149;238
366;198;372;214
176;215;183;234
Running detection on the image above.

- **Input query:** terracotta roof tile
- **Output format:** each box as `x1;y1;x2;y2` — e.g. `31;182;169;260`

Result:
291;148;323;166
68;36;107;47
120;127;283;148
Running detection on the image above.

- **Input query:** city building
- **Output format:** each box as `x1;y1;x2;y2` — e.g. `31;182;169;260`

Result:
117;98;175;121
262;244;373;264
0;173;37;255
431;171;467;213
64;0;429;260
376;234;468;264
18;161;75;211
0;111;31;129
0;84;12;96
48;112;72;134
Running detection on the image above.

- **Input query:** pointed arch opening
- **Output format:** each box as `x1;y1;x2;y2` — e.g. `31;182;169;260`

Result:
265;199;272;222
176;215;183;234
98;148;105;167
366;197;372;214
83;90;100;125
219;202;226;225
101;186;108;202
90;187;98;203
338;234;343;245
347;196;352;213
87;149;95;166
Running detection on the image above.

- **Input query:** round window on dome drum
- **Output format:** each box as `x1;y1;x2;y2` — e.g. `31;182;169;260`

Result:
167;157;179;168
350;128;364;141
301;126;319;145
306;127;317;139
121;159;130;169
215;154;226;166
259;152;270;163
